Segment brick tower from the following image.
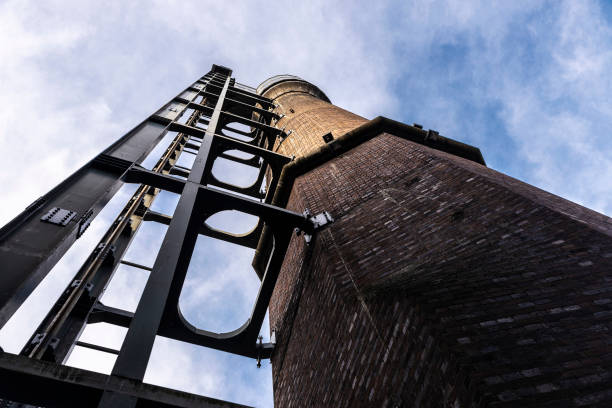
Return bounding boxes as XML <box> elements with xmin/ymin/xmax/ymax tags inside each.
<box><xmin>257</xmin><ymin>76</ymin><xmax>612</xmax><ymax>407</ymax></box>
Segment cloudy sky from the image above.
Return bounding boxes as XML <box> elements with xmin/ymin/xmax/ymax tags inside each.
<box><xmin>1</xmin><ymin>1</ymin><xmax>611</xmax><ymax>407</ymax></box>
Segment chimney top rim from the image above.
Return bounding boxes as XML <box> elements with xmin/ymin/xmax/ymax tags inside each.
<box><xmin>257</xmin><ymin>75</ymin><xmax>330</xmax><ymax>103</ymax></box>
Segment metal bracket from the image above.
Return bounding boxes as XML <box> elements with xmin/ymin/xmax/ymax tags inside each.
<box><xmin>93</xmin><ymin>243</ymin><xmax>116</xmax><ymax>266</ymax></box>
<box><xmin>31</xmin><ymin>333</ymin><xmax>46</xmax><ymax>345</ymax></box>
<box><xmin>134</xmin><ymin>199</ymin><xmax>148</xmax><ymax>217</ymax></box>
<box><xmin>41</xmin><ymin>207</ymin><xmax>77</xmax><ymax>227</ymax></box>
<box><xmin>69</xmin><ymin>279</ymin><xmax>93</xmax><ymax>292</ymax></box>
<box><xmin>77</xmin><ymin>209</ymin><xmax>94</xmax><ymax>238</ymax></box>
<box><xmin>256</xmin><ymin>335</ymin><xmax>263</xmax><ymax>368</ymax></box>
<box><xmin>47</xmin><ymin>337</ymin><xmax>60</xmax><ymax>351</ymax></box>
<box><xmin>309</xmin><ymin>211</ymin><xmax>334</xmax><ymax>229</ymax></box>
<box><xmin>299</xmin><ymin>209</ymin><xmax>334</xmax><ymax>244</ymax></box>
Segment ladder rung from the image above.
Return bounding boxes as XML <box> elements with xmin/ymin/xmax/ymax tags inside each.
<box><xmin>169</xmin><ymin>166</ymin><xmax>191</xmax><ymax>179</ymax></box>
<box><xmin>119</xmin><ymin>260</ymin><xmax>153</xmax><ymax>271</ymax></box>
<box><xmin>75</xmin><ymin>341</ymin><xmax>120</xmax><ymax>355</ymax></box>
<box><xmin>184</xmin><ymin>142</ymin><xmax>201</xmax><ymax>151</ymax></box>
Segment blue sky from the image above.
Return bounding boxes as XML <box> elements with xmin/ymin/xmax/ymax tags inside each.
<box><xmin>0</xmin><ymin>1</ymin><xmax>611</xmax><ymax>407</ymax></box>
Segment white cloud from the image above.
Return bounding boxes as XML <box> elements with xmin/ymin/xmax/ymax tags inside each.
<box><xmin>1</xmin><ymin>1</ymin><xmax>611</xmax><ymax>408</ymax></box>
<box><xmin>385</xmin><ymin>0</ymin><xmax>612</xmax><ymax>214</ymax></box>
<box><xmin>496</xmin><ymin>1</ymin><xmax>612</xmax><ymax>214</ymax></box>
<box><xmin>0</xmin><ymin>0</ymin><xmax>125</xmax><ymax>226</ymax></box>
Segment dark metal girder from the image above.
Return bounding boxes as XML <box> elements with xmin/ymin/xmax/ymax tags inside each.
<box><xmin>204</xmin><ymin>82</ymin><xmax>223</xmax><ymax>93</ymax></box>
<box><xmin>119</xmin><ymin>259</ymin><xmax>153</xmax><ymax>271</ymax></box>
<box><xmin>187</xmin><ymin>101</ymin><xmax>215</xmax><ymax>117</ymax></box>
<box><xmin>0</xmin><ymin>64</ymin><xmax>321</xmax><ymax>408</ymax></box>
<box><xmin>122</xmin><ymin>165</ymin><xmax>185</xmax><ymax>195</ymax></box>
<box><xmin>205</xmin><ymin>172</ymin><xmax>265</xmax><ymax>198</ymax></box>
<box><xmin>189</xmin><ymin>102</ymin><xmax>281</xmax><ymax>141</ymax></box>
<box><xmin>212</xmin><ymin>88</ymin><xmax>273</xmax><ymax>110</ymax></box>
<box><xmin>223</xmin><ymin>97</ymin><xmax>278</xmax><ymax>120</ymax></box>
<box><xmin>227</xmin><ymin>87</ymin><xmax>273</xmax><ymax>108</ymax></box>
<box><xmin>0</xmin><ymin>69</ymin><xmax>222</xmax><ymax>331</ymax></box>
<box><xmin>196</xmin><ymin>187</ymin><xmax>310</xmax><ymax>231</ymax></box>
<box><xmin>20</xmin><ymin>127</ymin><xmax>199</xmax><ymax>363</ymax></box>
<box><xmin>200</xmin><ymin>89</ymin><xmax>220</xmax><ymax>102</ymax></box>
<box><xmin>169</xmin><ymin>166</ymin><xmax>191</xmax><ymax>179</ymax></box>
<box><xmin>108</xmin><ymin>71</ymin><xmax>311</xmax><ymax>385</ymax></box>
<box><xmin>75</xmin><ymin>341</ymin><xmax>120</xmax><ymax>355</ymax></box>
<box><xmin>110</xmin><ymin>72</ymin><xmax>233</xmax><ymax>382</ymax></box>
<box><xmin>122</xmin><ymin>167</ymin><xmax>310</xmax><ymax>233</ymax></box>
<box><xmin>202</xmin><ymin>91</ymin><xmax>274</xmax><ymax>120</ymax></box>
<box><xmin>0</xmin><ymin>352</ymin><xmax>250</xmax><ymax>408</ymax></box>
<box><xmin>174</xmin><ymin>97</ymin><xmax>191</xmax><ymax>105</ymax></box>
<box><xmin>220</xmin><ymin>111</ymin><xmax>283</xmax><ymax>137</ymax></box>
<box><xmin>221</xmin><ymin>124</ymin><xmax>255</xmax><ymax>138</ymax></box>
<box><xmin>217</xmin><ymin>152</ymin><xmax>260</xmax><ymax>168</ymax></box>
<box><xmin>169</xmin><ymin>122</ymin><xmax>290</xmax><ymax>166</ymax></box>
<box><xmin>143</xmin><ymin>210</ymin><xmax>262</xmax><ymax>249</ymax></box>
<box><xmin>229</xmin><ymin>84</ymin><xmax>272</xmax><ymax>102</ymax></box>
<box><xmin>209</xmin><ymin>78</ymin><xmax>226</xmax><ymax>86</ymax></box>
<box><xmin>156</xmin><ymin>216</ymin><xmax>292</xmax><ymax>359</ymax></box>
<box><xmin>0</xmin><ymin>120</ymin><xmax>169</xmax><ymax>328</ymax></box>
<box><xmin>0</xmin><ymin>64</ymin><xmax>302</xmax><ymax>408</ymax></box>
<box><xmin>88</xmin><ymin>302</ymin><xmax>134</xmax><ymax>326</ymax></box>
<box><xmin>112</xmin><ymin>177</ymin><xmax>305</xmax><ymax>358</ymax></box>
<box><xmin>214</xmin><ymin>135</ymin><xmax>290</xmax><ymax>165</ymax></box>
<box><xmin>184</xmin><ymin>141</ymin><xmax>201</xmax><ymax>151</ymax></box>
<box><xmin>149</xmin><ymin>114</ymin><xmax>173</xmax><ymax>126</ymax></box>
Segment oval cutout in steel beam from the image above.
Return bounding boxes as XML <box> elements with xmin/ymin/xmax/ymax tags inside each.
<box><xmin>205</xmin><ymin>210</ymin><xmax>259</xmax><ymax>236</ymax></box>
<box><xmin>211</xmin><ymin>157</ymin><xmax>259</xmax><ymax>188</ymax></box>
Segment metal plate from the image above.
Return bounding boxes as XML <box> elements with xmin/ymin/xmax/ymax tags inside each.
<box><xmin>40</xmin><ymin>207</ymin><xmax>76</xmax><ymax>226</ymax></box>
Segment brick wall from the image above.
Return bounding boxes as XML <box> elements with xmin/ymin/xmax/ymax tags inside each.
<box><xmin>261</xmin><ymin>82</ymin><xmax>612</xmax><ymax>407</ymax></box>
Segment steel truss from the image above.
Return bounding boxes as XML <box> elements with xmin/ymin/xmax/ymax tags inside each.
<box><xmin>0</xmin><ymin>64</ymin><xmax>321</xmax><ymax>407</ymax></box>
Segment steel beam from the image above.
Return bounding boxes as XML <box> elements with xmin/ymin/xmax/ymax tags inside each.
<box><xmin>0</xmin><ymin>120</ymin><xmax>166</xmax><ymax>328</ymax></box>
<box><xmin>0</xmin><ymin>70</ymin><xmax>216</xmax><ymax>328</ymax></box>
<box><xmin>0</xmin><ymin>352</ymin><xmax>250</xmax><ymax>408</ymax></box>
<box><xmin>19</xmin><ymin>114</ymin><xmax>206</xmax><ymax>363</ymax></box>
<box><xmin>0</xmin><ymin>64</ymin><xmax>317</xmax><ymax>408</ymax></box>
<box><xmin>110</xmin><ymin>72</ymin><xmax>234</xmax><ymax>381</ymax></box>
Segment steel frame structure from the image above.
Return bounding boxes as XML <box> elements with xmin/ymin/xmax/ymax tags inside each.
<box><xmin>0</xmin><ymin>64</ymin><xmax>321</xmax><ymax>407</ymax></box>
